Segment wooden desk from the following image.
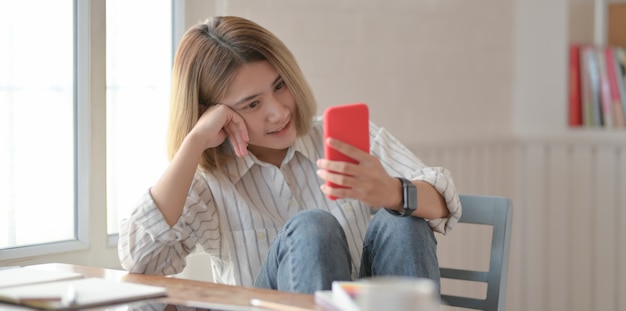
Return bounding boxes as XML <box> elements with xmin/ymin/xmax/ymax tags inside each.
<box><xmin>22</xmin><ymin>263</ymin><xmax>320</xmax><ymax>310</ymax></box>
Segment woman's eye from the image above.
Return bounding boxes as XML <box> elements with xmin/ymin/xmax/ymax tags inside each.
<box><xmin>275</xmin><ymin>81</ymin><xmax>285</xmax><ymax>91</ymax></box>
<box><xmin>247</xmin><ymin>101</ymin><xmax>260</xmax><ymax>109</ymax></box>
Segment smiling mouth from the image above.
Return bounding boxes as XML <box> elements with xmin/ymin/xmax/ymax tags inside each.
<box><xmin>268</xmin><ymin>120</ymin><xmax>290</xmax><ymax>134</ymax></box>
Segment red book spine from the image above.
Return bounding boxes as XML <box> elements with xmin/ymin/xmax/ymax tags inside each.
<box><xmin>569</xmin><ymin>44</ymin><xmax>583</xmax><ymax>127</ymax></box>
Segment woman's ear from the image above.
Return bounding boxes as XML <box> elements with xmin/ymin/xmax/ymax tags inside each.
<box><xmin>198</xmin><ymin>102</ymin><xmax>209</xmax><ymax>115</ymax></box>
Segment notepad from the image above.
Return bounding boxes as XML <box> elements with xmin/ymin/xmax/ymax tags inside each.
<box><xmin>0</xmin><ymin>277</ymin><xmax>167</xmax><ymax>310</ymax></box>
<box><xmin>0</xmin><ymin>267</ymin><xmax>83</xmax><ymax>289</ymax></box>
<box><xmin>315</xmin><ymin>278</ymin><xmax>439</xmax><ymax>311</ymax></box>
<box><xmin>314</xmin><ymin>281</ymin><xmax>363</xmax><ymax>311</ymax></box>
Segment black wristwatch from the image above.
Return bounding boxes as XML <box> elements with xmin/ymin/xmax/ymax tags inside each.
<box><xmin>386</xmin><ymin>177</ymin><xmax>417</xmax><ymax>217</ymax></box>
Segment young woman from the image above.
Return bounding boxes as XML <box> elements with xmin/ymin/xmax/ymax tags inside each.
<box><xmin>118</xmin><ymin>16</ymin><xmax>462</xmax><ymax>294</ymax></box>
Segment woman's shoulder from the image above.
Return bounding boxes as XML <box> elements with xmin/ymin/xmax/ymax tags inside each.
<box><xmin>305</xmin><ymin>116</ymin><xmax>324</xmax><ymax>137</ymax></box>
<box><xmin>193</xmin><ymin>168</ymin><xmax>232</xmax><ymax>190</ymax></box>
<box><xmin>312</xmin><ymin>115</ymin><xmax>323</xmax><ymax>126</ymax></box>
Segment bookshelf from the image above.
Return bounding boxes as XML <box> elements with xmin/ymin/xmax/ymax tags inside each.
<box><xmin>568</xmin><ymin>0</ymin><xmax>626</xmax><ymax>130</ymax></box>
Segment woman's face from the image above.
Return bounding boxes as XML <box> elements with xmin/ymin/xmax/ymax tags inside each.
<box><xmin>220</xmin><ymin>60</ymin><xmax>297</xmax><ymax>160</ymax></box>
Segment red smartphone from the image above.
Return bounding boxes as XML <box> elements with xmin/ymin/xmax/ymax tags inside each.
<box><xmin>323</xmin><ymin>102</ymin><xmax>370</xmax><ymax>200</ymax></box>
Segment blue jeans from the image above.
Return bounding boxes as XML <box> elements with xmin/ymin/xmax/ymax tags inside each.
<box><xmin>253</xmin><ymin>209</ymin><xmax>440</xmax><ymax>294</ymax></box>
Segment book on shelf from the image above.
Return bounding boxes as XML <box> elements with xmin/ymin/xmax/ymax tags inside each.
<box><xmin>580</xmin><ymin>45</ymin><xmax>603</xmax><ymax>127</ymax></box>
<box><xmin>0</xmin><ymin>267</ymin><xmax>167</xmax><ymax>310</ymax></box>
<box><xmin>614</xmin><ymin>47</ymin><xmax>626</xmax><ymax>126</ymax></box>
<box><xmin>571</xmin><ymin>44</ymin><xmax>626</xmax><ymax>129</ymax></box>
<box><xmin>596</xmin><ymin>47</ymin><xmax>614</xmax><ymax>128</ymax></box>
<box><xmin>604</xmin><ymin>47</ymin><xmax>626</xmax><ymax>128</ymax></box>
<box><xmin>569</xmin><ymin>44</ymin><xmax>583</xmax><ymax>127</ymax></box>
<box><xmin>579</xmin><ymin>44</ymin><xmax>593</xmax><ymax>127</ymax></box>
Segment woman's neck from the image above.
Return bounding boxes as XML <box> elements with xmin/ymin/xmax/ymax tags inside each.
<box><xmin>248</xmin><ymin>145</ymin><xmax>288</xmax><ymax>167</ymax></box>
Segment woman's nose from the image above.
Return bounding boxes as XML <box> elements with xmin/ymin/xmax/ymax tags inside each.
<box><xmin>265</xmin><ymin>95</ymin><xmax>288</xmax><ymax>121</ymax></box>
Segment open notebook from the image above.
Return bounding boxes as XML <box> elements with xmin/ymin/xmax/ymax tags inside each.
<box><xmin>0</xmin><ymin>269</ymin><xmax>167</xmax><ymax>310</ymax></box>
<box><xmin>0</xmin><ymin>267</ymin><xmax>83</xmax><ymax>289</ymax></box>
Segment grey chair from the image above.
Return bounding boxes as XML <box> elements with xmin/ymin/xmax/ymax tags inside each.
<box><xmin>439</xmin><ymin>194</ymin><xmax>513</xmax><ymax>311</ymax></box>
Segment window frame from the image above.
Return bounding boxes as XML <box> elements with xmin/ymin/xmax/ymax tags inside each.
<box><xmin>0</xmin><ymin>0</ymin><xmax>91</xmax><ymax>260</ymax></box>
<box><xmin>0</xmin><ymin>0</ymin><xmax>182</xmax><ymax>263</ymax></box>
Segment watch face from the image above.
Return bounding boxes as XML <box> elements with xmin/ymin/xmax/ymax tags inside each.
<box><xmin>406</xmin><ymin>184</ymin><xmax>417</xmax><ymax>210</ymax></box>
<box><xmin>399</xmin><ymin>177</ymin><xmax>417</xmax><ymax>216</ymax></box>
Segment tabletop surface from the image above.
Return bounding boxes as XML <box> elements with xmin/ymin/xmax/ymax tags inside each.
<box><xmin>5</xmin><ymin>263</ymin><xmax>321</xmax><ymax>311</ymax></box>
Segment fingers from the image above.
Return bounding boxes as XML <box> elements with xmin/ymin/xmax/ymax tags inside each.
<box><xmin>317</xmin><ymin>141</ymin><xmax>398</xmax><ymax>206</ymax></box>
<box><xmin>223</xmin><ymin>115</ymin><xmax>249</xmax><ymax>157</ymax></box>
<box><xmin>316</xmin><ymin>137</ymin><xmax>370</xmax><ymax>189</ymax></box>
<box><xmin>319</xmin><ymin>183</ymin><xmax>360</xmax><ymax>200</ymax></box>
<box><xmin>325</xmin><ymin>137</ymin><xmax>370</xmax><ymax>163</ymax></box>
<box><xmin>195</xmin><ymin>104</ymin><xmax>249</xmax><ymax>157</ymax></box>
<box><xmin>316</xmin><ymin>157</ymin><xmax>366</xmax><ymax>200</ymax></box>
<box><xmin>316</xmin><ymin>165</ymin><xmax>353</xmax><ymax>187</ymax></box>
<box><xmin>319</xmin><ymin>138</ymin><xmax>372</xmax><ymax>176</ymax></box>
<box><xmin>317</xmin><ymin>168</ymin><xmax>375</xmax><ymax>202</ymax></box>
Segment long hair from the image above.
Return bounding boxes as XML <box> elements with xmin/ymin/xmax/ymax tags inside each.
<box><xmin>167</xmin><ymin>16</ymin><xmax>316</xmax><ymax>171</ymax></box>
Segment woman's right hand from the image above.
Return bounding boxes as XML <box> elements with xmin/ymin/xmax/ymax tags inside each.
<box><xmin>190</xmin><ymin>104</ymin><xmax>250</xmax><ymax>157</ymax></box>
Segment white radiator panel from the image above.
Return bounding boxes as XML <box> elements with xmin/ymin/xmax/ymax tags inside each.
<box><xmin>412</xmin><ymin>139</ymin><xmax>625</xmax><ymax>311</ymax></box>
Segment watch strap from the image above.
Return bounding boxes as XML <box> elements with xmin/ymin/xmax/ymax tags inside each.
<box><xmin>397</xmin><ymin>177</ymin><xmax>417</xmax><ymax>217</ymax></box>
<box><xmin>384</xmin><ymin>177</ymin><xmax>417</xmax><ymax>217</ymax></box>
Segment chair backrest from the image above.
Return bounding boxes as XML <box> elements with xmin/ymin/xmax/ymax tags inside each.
<box><xmin>439</xmin><ymin>194</ymin><xmax>513</xmax><ymax>311</ymax></box>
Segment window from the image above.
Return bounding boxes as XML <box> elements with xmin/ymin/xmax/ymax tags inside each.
<box><xmin>0</xmin><ymin>1</ymin><xmax>77</xmax><ymax>251</ymax></box>
<box><xmin>106</xmin><ymin>0</ymin><xmax>172</xmax><ymax>236</ymax></box>
<box><xmin>0</xmin><ymin>0</ymin><xmax>174</xmax><ymax>260</ymax></box>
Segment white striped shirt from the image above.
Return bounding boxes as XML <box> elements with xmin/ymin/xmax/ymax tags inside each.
<box><xmin>118</xmin><ymin>117</ymin><xmax>462</xmax><ymax>287</ymax></box>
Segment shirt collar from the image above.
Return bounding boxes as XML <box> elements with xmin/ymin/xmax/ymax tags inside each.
<box><xmin>223</xmin><ymin>133</ymin><xmax>319</xmax><ymax>185</ymax></box>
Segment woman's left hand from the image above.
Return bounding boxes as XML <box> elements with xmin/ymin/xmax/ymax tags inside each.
<box><xmin>316</xmin><ymin>137</ymin><xmax>401</xmax><ymax>208</ymax></box>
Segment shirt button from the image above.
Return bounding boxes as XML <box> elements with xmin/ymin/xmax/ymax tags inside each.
<box><xmin>256</xmin><ymin>231</ymin><xmax>266</xmax><ymax>240</ymax></box>
<box><xmin>341</xmin><ymin>202</ymin><xmax>353</xmax><ymax>212</ymax></box>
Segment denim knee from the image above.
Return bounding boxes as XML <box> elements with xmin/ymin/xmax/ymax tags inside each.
<box><xmin>360</xmin><ymin>209</ymin><xmax>440</xmax><ymax>290</ymax></box>
<box><xmin>285</xmin><ymin>209</ymin><xmax>345</xmax><ymax>240</ymax></box>
<box><xmin>254</xmin><ymin>209</ymin><xmax>352</xmax><ymax>293</ymax></box>
<box><xmin>367</xmin><ymin>209</ymin><xmax>437</xmax><ymax>244</ymax></box>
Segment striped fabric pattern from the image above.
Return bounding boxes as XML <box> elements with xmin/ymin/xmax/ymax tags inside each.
<box><xmin>118</xmin><ymin>117</ymin><xmax>461</xmax><ymax>286</ymax></box>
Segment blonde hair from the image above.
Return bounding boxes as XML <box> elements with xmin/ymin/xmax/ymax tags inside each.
<box><xmin>167</xmin><ymin>16</ymin><xmax>317</xmax><ymax>171</ymax></box>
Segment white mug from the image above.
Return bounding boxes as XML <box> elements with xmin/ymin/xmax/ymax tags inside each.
<box><xmin>356</xmin><ymin>277</ymin><xmax>439</xmax><ymax>311</ymax></box>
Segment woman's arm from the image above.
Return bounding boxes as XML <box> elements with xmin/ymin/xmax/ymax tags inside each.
<box><xmin>151</xmin><ymin>104</ymin><xmax>249</xmax><ymax>227</ymax></box>
<box><xmin>118</xmin><ymin>181</ymin><xmax>217</xmax><ymax>275</ymax></box>
<box><xmin>383</xmin><ymin>179</ymin><xmax>449</xmax><ymax>219</ymax></box>
<box><xmin>118</xmin><ymin>194</ymin><xmax>195</xmax><ymax>275</ymax></box>
<box><xmin>317</xmin><ymin>140</ymin><xmax>448</xmax><ymax>219</ymax></box>
<box><xmin>118</xmin><ymin>104</ymin><xmax>248</xmax><ymax>274</ymax></box>
<box><xmin>316</xmin><ymin>123</ymin><xmax>461</xmax><ymax>233</ymax></box>
<box><xmin>151</xmin><ymin>133</ymin><xmax>206</xmax><ymax>227</ymax></box>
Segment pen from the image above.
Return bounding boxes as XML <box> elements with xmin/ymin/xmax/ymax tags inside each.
<box><xmin>16</xmin><ymin>285</ymin><xmax>78</xmax><ymax>306</ymax></box>
<box><xmin>17</xmin><ymin>297</ymin><xmax>62</xmax><ymax>303</ymax></box>
<box><xmin>250</xmin><ymin>299</ymin><xmax>311</xmax><ymax>311</ymax></box>
<box><xmin>62</xmin><ymin>285</ymin><xmax>77</xmax><ymax>306</ymax></box>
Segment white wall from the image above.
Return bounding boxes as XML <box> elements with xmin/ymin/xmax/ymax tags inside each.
<box><xmin>513</xmin><ymin>0</ymin><xmax>569</xmax><ymax>136</ymax></box>
<box><xmin>185</xmin><ymin>0</ymin><xmax>517</xmax><ymax>144</ymax></box>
